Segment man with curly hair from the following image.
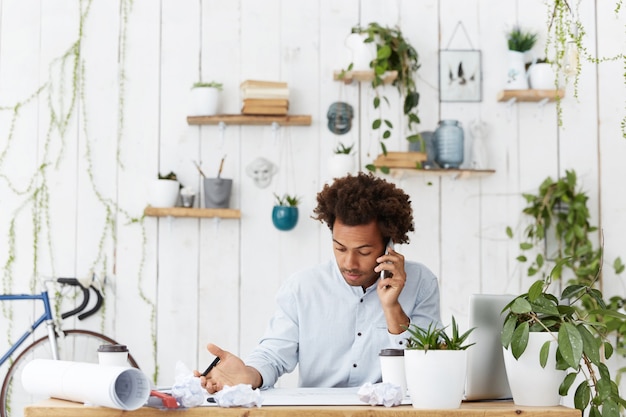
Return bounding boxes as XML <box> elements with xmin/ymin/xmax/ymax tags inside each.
<box><xmin>196</xmin><ymin>172</ymin><xmax>441</xmax><ymax>392</ymax></box>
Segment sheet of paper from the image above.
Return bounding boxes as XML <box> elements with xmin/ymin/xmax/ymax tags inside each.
<box><xmin>22</xmin><ymin>359</ymin><xmax>151</xmax><ymax>410</ymax></box>
<box><xmin>204</xmin><ymin>387</ymin><xmax>412</xmax><ymax>406</ymax></box>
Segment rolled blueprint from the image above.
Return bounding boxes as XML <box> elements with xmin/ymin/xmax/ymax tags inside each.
<box><xmin>22</xmin><ymin>359</ymin><xmax>150</xmax><ymax>410</ymax></box>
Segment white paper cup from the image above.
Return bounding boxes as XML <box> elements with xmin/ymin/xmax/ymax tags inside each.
<box><xmin>98</xmin><ymin>344</ymin><xmax>129</xmax><ymax>367</ymax></box>
<box><xmin>379</xmin><ymin>348</ymin><xmax>406</xmax><ymax>397</ymax></box>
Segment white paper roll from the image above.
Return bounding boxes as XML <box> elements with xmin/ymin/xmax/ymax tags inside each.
<box><xmin>22</xmin><ymin>359</ymin><xmax>150</xmax><ymax>410</ymax></box>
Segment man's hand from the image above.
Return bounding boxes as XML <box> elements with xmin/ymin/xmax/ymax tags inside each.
<box><xmin>193</xmin><ymin>343</ymin><xmax>263</xmax><ymax>393</ymax></box>
<box><xmin>375</xmin><ymin>246</ymin><xmax>410</xmax><ymax>334</ymax></box>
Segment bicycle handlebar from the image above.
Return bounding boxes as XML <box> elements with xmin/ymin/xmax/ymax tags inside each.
<box><xmin>57</xmin><ymin>277</ymin><xmax>104</xmax><ymax>321</ymax></box>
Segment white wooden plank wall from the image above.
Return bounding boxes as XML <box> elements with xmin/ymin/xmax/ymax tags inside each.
<box><xmin>0</xmin><ymin>0</ymin><xmax>625</xmax><ymax>388</ymax></box>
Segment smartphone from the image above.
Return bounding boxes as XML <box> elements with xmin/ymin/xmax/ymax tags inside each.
<box><xmin>380</xmin><ymin>240</ymin><xmax>394</xmax><ymax>279</ymax></box>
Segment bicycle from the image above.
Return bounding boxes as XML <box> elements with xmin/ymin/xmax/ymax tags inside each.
<box><xmin>0</xmin><ymin>277</ymin><xmax>139</xmax><ymax>417</ymax></box>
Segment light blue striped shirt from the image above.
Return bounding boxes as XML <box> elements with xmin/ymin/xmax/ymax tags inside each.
<box><xmin>245</xmin><ymin>259</ymin><xmax>441</xmax><ymax>389</ymax></box>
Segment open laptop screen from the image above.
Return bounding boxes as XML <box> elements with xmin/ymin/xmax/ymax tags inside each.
<box><xmin>464</xmin><ymin>294</ymin><xmax>514</xmax><ymax>401</ymax></box>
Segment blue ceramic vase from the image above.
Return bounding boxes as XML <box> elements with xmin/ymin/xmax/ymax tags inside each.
<box><xmin>434</xmin><ymin>120</ymin><xmax>464</xmax><ymax>169</ymax></box>
<box><xmin>272</xmin><ymin>206</ymin><xmax>299</xmax><ymax>231</ymax></box>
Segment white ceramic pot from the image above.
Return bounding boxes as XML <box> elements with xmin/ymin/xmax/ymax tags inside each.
<box><xmin>189</xmin><ymin>87</ymin><xmax>220</xmax><ymax>116</ymax></box>
<box><xmin>147</xmin><ymin>179</ymin><xmax>179</xmax><ymax>208</ymax></box>
<box><xmin>503</xmin><ymin>332</ymin><xmax>565</xmax><ymax>406</ymax></box>
<box><xmin>327</xmin><ymin>154</ymin><xmax>355</xmax><ymax>179</ymax></box>
<box><xmin>505</xmin><ymin>50</ymin><xmax>529</xmax><ymax>90</ymax></box>
<box><xmin>344</xmin><ymin>33</ymin><xmax>375</xmax><ymax>71</ymax></box>
<box><xmin>528</xmin><ymin>63</ymin><xmax>556</xmax><ymax>90</ymax></box>
<box><xmin>404</xmin><ymin>349</ymin><xmax>467</xmax><ymax>409</ymax></box>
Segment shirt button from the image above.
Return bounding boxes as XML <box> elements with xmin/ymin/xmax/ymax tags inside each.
<box><xmin>357</xmin><ymin>332</ymin><xmax>362</xmax><ymax>336</ymax></box>
<box><xmin>399</xmin><ymin>340</ymin><xmax>404</xmax><ymax>345</ymax></box>
<box><xmin>353</xmin><ymin>364</ymin><xmax>357</xmax><ymax>368</ymax></box>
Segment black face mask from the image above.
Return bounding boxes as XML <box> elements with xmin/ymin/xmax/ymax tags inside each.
<box><xmin>327</xmin><ymin>102</ymin><xmax>354</xmax><ymax>135</ymax></box>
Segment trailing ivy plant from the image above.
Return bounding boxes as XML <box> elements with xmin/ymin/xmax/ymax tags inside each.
<box><xmin>340</xmin><ymin>23</ymin><xmax>422</xmax><ymax>173</ymax></box>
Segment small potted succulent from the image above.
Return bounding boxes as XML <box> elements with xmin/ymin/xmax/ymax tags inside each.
<box><xmin>190</xmin><ymin>81</ymin><xmax>223</xmax><ymax>116</ymax></box>
<box><xmin>147</xmin><ymin>171</ymin><xmax>180</xmax><ymax>208</ymax></box>
<box><xmin>272</xmin><ymin>193</ymin><xmax>300</xmax><ymax>231</ymax></box>
<box><xmin>505</xmin><ymin>26</ymin><xmax>538</xmax><ymax>90</ymax></box>
<box><xmin>328</xmin><ymin>142</ymin><xmax>355</xmax><ymax>179</ymax></box>
<box><xmin>404</xmin><ymin>317</ymin><xmax>475</xmax><ymax>409</ymax></box>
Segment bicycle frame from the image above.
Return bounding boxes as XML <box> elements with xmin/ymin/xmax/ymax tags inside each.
<box><xmin>0</xmin><ymin>291</ymin><xmax>59</xmax><ymax>367</ymax></box>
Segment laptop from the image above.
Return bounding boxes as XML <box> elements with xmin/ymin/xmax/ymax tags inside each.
<box><xmin>463</xmin><ymin>294</ymin><xmax>515</xmax><ymax>401</ymax></box>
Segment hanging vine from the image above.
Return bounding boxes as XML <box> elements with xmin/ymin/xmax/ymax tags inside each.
<box><xmin>0</xmin><ymin>0</ymin><xmax>157</xmax><ymax>382</ymax></box>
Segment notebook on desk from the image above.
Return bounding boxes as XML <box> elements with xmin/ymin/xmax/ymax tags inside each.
<box><xmin>464</xmin><ymin>293</ymin><xmax>515</xmax><ymax>401</ymax></box>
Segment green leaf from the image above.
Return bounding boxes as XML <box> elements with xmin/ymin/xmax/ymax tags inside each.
<box><xmin>501</xmin><ymin>314</ymin><xmax>517</xmax><ymax>348</ymax></box>
<box><xmin>602</xmin><ymin>399</ymin><xmax>619</xmax><ymax>417</ymax></box>
<box><xmin>506</xmin><ymin>226</ymin><xmax>513</xmax><ymax>238</ymax></box>
<box><xmin>384</xmin><ymin>119</ymin><xmax>393</xmax><ymax>128</ymax></box>
<box><xmin>559</xmin><ymin>372</ymin><xmax>577</xmax><ymax>395</ymax></box>
<box><xmin>511</xmin><ymin>322</ymin><xmax>529</xmax><ymax>359</ymax></box>
<box><xmin>574</xmin><ymin>380</ymin><xmax>591</xmax><ymax>411</ymax></box>
<box><xmin>558</xmin><ymin>322</ymin><xmax>583</xmax><ymax>369</ymax></box>
<box><xmin>528</xmin><ymin>280</ymin><xmax>545</xmax><ymax>302</ymax></box>
<box><xmin>382</xmin><ymin>130</ymin><xmax>391</xmax><ymax>139</ymax></box>
<box><xmin>510</xmin><ymin>297</ymin><xmax>532</xmax><ymax>314</ymax></box>
<box><xmin>365</xmin><ymin>164</ymin><xmax>376</xmax><ymax>172</ymax></box>
<box><xmin>539</xmin><ymin>340</ymin><xmax>550</xmax><ymax>368</ymax></box>
<box><xmin>520</xmin><ymin>242</ymin><xmax>533</xmax><ymax>250</ymax></box>
<box><xmin>372</xmin><ymin>119</ymin><xmax>382</xmax><ymax>129</ymax></box>
<box><xmin>377</xmin><ymin>44</ymin><xmax>391</xmax><ymax>60</ymax></box>
<box><xmin>380</xmin><ymin>166</ymin><xmax>390</xmax><ymax>174</ymax></box>
<box><xmin>578</xmin><ymin>324</ymin><xmax>600</xmax><ymax>364</ymax></box>
<box><xmin>373</xmin><ymin>96</ymin><xmax>380</xmax><ymax>109</ymax></box>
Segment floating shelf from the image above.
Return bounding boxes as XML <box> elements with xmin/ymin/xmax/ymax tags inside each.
<box><xmin>144</xmin><ymin>206</ymin><xmax>241</xmax><ymax>219</ymax></box>
<box><xmin>385</xmin><ymin>168</ymin><xmax>496</xmax><ymax>180</ymax></box>
<box><xmin>187</xmin><ymin>114</ymin><xmax>311</xmax><ymax>126</ymax></box>
<box><xmin>497</xmin><ymin>89</ymin><xmax>565</xmax><ymax>103</ymax></box>
<box><xmin>333</xmin><ymin>70</ymin><xmax>398</xmax><ymax>85</ymax></box>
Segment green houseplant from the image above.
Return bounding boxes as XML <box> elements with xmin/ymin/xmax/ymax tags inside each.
<box><xmin>272</xmin><ymin>193</ymin><xmax>300</xmax><ymax>231</ymax></box>
<box><xmin>501</xmin><ymin>275</ymin><xmax>626</xmax><ymax>415</ymax></box>
<box><xmin>505</xmin><ymin>26</ymin><xmax>538</xmax><ymax>90</ymax></box>
<box><xmin>328</xmin><ymin>142</ymin><xmax>356</xmax><ymax>179</ymax></box>
<box><xmin>404</xmin><ymin>317</ymin><xmax>475</xmax><ymax>409</ymax></box>
<box><xmin>341</xmin><ymin>22</ymin><xmax>422</xmax><ymax>173</ymax></box>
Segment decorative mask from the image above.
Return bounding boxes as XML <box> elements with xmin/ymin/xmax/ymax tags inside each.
<box><xmin>327</xmin><ymin>102</ymin><xmax>354</xmax><ymax>135</ymax></box>
<box><xmin>245</xmin><ymin>157</ymin><xmax>277</xmax><ymax>189</ymax></box>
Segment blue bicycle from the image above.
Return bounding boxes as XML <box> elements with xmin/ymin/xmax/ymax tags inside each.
<box><xmin>0</xmin><ymin>277</ymin><xmax>138</xmax><ymax>417</ymax></box>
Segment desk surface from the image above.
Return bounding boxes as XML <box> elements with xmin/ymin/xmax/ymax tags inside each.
<box><xmin>25</xmin><ymin>398</ymin><xmax>580</xmax><ymax>417</ymax></box>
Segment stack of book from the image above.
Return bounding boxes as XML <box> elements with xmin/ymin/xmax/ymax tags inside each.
<box><xmin>240</xmin><ymin>80</ymin><xmax>289</xmax><ymax>115</ymax></box>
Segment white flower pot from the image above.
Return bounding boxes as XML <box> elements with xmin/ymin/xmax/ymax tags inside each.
<box><xmin>503</xmin><ymin>332</ymin><xmax>565</xmax><ymax>406</ymax></box>
<box><xmin>528</xmin><ymin>63</ymin><xmax>557</xmax><ymax>90</ymax></box>
<box><xmin>328</xmin><ymin>154</ymin><xmax>355</xmax><ymax>179</ymax></box>
<box><xmin>404</xmin><ymin>349</ymin><xmax>467</xmax><ymax>409</ymax></box>
<box><xmin>147</xmin><ymin>179</ymin><xmax>179</xmax><ymax>208</ymax></box>
<box><xmin>189</xmin><ymin>87</ymin><xmax>220</xmax><ymax>116</ymax></box>
<box><xmin>506</xmin><ymin>50</ymin><xmax>529</xmax><ymax>90</ymax></box>
<box><xmin>344</xmin><ymin>33</ymin><xmax>375</xmax><ymax>71</ymax></box>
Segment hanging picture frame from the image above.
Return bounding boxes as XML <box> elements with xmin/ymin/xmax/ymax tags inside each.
<box><xmin>439</xmin><ymin>49</ymin><xmax>482</xmax><ymax>102</ymax></box>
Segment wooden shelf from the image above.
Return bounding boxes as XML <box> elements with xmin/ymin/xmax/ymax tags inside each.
<box><xmin>187</xmin><ymin>114</ymin><xmax>311</xmax><ymax>126</ymax></box>
<box><xmin>333</xmin><ymin>70</ymin><xmax>398</xmax><ymax>85</ymax></box>
<box><xmin>144</xmin><ymin>206</ymin><xmax>241</xmax><ymax>219</ymax></box>
<box><xmin>497</xmin><ymin>89</ymin><xmax>565</xmax><ymax>102</ymax></box>
<box><xmin>385</xmin><ymin>168</ymin><xmax>496</xmax><ymax>180</ymax></box>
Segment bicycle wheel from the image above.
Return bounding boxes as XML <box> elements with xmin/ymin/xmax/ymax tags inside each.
<box><xmin>0</xmin><ymin>329</ymin><xmax>139</xmax><ymax>417</ymax></box>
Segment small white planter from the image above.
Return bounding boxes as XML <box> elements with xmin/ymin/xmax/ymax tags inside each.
<box><xmin>344</xmin><ymin>33</ymin><xmax>375</xmax><ymax>71</ymax></box>
<box><xmin>503</xmin><ymin>332</ymin><xmax>565</xmax><ymax>406</ymax></box>
<box><xmin>147</xmin><ymin>179</ymin><xmax>179</xmax><ymax>208</ymax></box>
<box><xmin>404</xmin><ymin>349</ymin><xmax>467</xmax><ymax>409</ymax></box>
<box><xmin>528</xmin><ymin>63</ymin><xmax>557</xmax><ymax>90</ymax></box>
<box><xmin>327</xmin><ymin>154</ymin><xmax>355</xmax><ymax>179</ymax></box>
<box><xmin>189</xmin><ymin>87</ymin><xmax>220</xmax><ymax>116</ymax></box>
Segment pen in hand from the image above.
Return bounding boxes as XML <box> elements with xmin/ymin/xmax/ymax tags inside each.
<box><xmin>201</xmin><ymin>356</ymin><xmax>220</xmax><ymax>377</ymax></box>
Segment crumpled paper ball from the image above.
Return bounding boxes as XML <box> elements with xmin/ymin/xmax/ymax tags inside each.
<box><xmin>170</xmin><ymin>361</ymin><xmax>206</xmax><ymax>408</ymax></box>
<box><xmin>214</xmin><ymin>384</ymin><xmax>263</xmax><ymax>408</ymax></box>
<box><xmin>358</xmin><ymin>382</ymin><xmax>403</xmax><ymax>407</ymax></box>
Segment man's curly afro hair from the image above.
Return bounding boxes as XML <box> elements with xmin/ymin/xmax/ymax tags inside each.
<box><xmin>312</xmin><ymin>172</ymin><xmax>414</xmax><ymax>244</ymax></box>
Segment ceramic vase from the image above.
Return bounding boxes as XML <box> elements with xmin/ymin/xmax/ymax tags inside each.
<box><xmin>506</xmin><ymin>50</ymin><xmax>529</xmax><ymax>90</ymax></box>
<box><xmin>404</xmin><ymin>349</ymin><xmax>467</xmax><ymax>409</ymax></box>
<box><xmin>434</xmin><ymin>120</ymin><xmax>464</xmax><ymax>169</ymax></box>
<box><xmin>272</xmin><ymin>206</ymin><xmax>298</xmax><ymax>231</ymax></box>
<box><xmin>147</xmin><ymin>179</ymin><xmax>179</xmax><ymax>208</ymax></box>
<box><xmin>503</xmin><ymin>332</ymin><xmax>565</xmax><ymax>406</ymax></box>
<box><xmin>190</xmin><ymin>86</ymin><xmax>220</xmax><ymax>116</ymax></box>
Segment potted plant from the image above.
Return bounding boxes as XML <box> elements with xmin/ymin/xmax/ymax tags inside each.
<box><xmin>501</xmin><ymin>275</ymin><xmax>626</xmax><ymax>414</ymax></box>
<box><xmin>327</xmin><ymin>142</ymin><xmax>355</xmax><ymax>179</ymax></box>
<box><xmin>147</xmin><ymin>171</ymin><xmax>180</xmax><ymax>208</ymax></box>
<box><xmin>404</xmin><ymin>317</ymin><xmax>475</xmax><ymax>409</ymax></box>
<box><xmin>341</xmin><ymin>23</ymin><xmax>422</xmax><ymax>173</ymax></box>
<box><xmin>189</xmin><ymin>81</ymin><xmax>223</xmax><ymax>116</ymax></box>
<box><xmin>527</xmin><ymin>57</ymin><xmax>557</xmax><ymax>90</ymax></box>
<box><xmin>505</xmin><ymin>26</ymin><xmax>538</xmax><ymax>90</ymax></box>
<box><xmin>272</xmin><ymin>193</ymin><xmax>300</xmax><ymax>231</ymax></box>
